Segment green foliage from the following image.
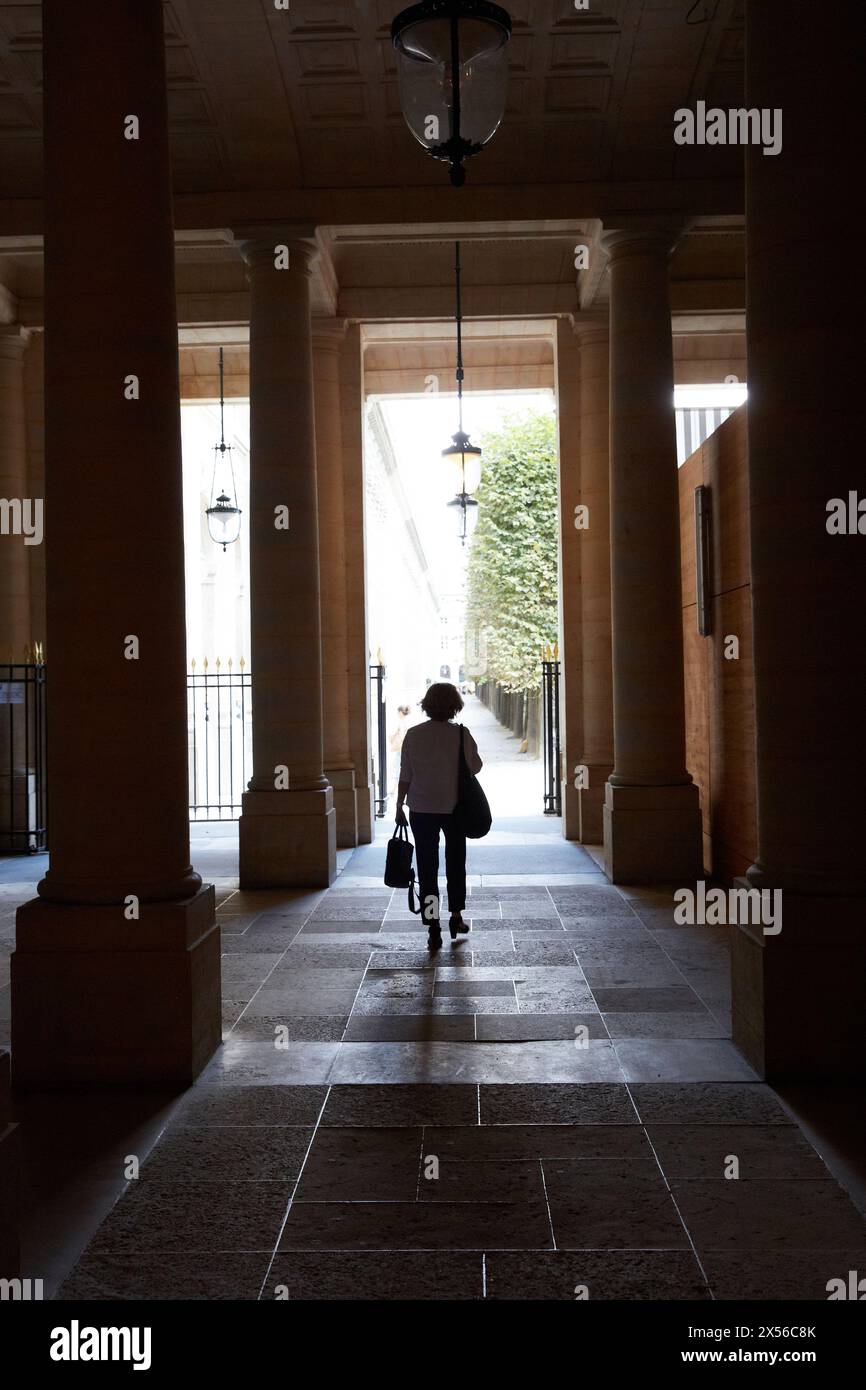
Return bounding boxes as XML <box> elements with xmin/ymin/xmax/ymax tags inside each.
<box><xmin>465</xmin><ymin>410</ymin><xmax>559</xmax><ymax>694</ymax></box>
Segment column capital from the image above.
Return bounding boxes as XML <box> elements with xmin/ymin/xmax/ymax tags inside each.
<box><xmin>0</xmin><ymin>281</ymin><xmax>20</xmax><ymax>324</ymax></box>
<box><xmin>572</xmin><ymin>311</ymin><xmax>609</xmax><ymax>348</ymax></box>
<box><xmin>312</xmin><ymin>318</ymin><xmax>348</xmax><ymax>352</ymax></box>
<box><xmin>0</xmin><ymin>325</ymin><xmax>30</xmax><ymax>361</ymax></box>
<box><xmin>235</xmin><ymin>227</ymin><xmax>319</xmax><ymax>275</ymax></box>
<box><xmin>600</xmin><ymin>221</ymin><xmax>683</xmax><ymax>263</ymax></box>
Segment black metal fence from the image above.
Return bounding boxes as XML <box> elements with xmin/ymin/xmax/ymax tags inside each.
<box><xmin>0</xmin><ymin>659</ymin><xmax>48</xmax><ymax>853</ymax></box>
<box><xmin>369</xmin><ymin>662</ymin><xmax>387</xmax><ymax>818</ymax></box>
<box><xmin>477</xmin><ymin>680</ymin><xmax>541</xmax><ymax>757</ymax></box>
<box><xmin>187</xmin><ymin>660</ymin><xmax>252</xmax><ymax>819</ymax></box>
<box><xmin>2</xmin><ymin>657</ymin><xmax>396</xmax><ymax>834</ymax></box>
<box><xmin>541</xmin><ymin>657</ymin><xmax>562</xmax><ymax>816</ymax></box>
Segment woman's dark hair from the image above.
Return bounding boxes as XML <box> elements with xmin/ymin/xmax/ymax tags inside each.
<box><xmin>421</xmin><ymin>682</ymin><xmax>464</xmax><ymax>721</ymax></box>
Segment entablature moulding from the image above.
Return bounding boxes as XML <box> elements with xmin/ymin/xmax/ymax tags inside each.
<box><xmin>0</xmin><ymin>181</ymin><xmax>745</xmax><ymax>244</ymax></box>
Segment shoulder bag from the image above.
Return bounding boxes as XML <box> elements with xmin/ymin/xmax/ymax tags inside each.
<box><xmin>453</xmin><ymin>726</ymin><xmax>492</xmax><ymax>839</ymax></box>
<box><xmin>383</xmin><ymin>822</ymin><xmax>422</xmax><ymax>913</ymax></box>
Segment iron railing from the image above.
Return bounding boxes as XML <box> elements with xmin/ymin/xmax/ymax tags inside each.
<box><xmin>369</xmin><ymin>662</ymin><xmax>387</xmax><ymax>818</ymax></box>
<box><xmin>541</xmin><ymin>656</ymin><xmax>562</xmax><ymax>816</ymax></box>
<box><xmin>187</xmin><ymin>659</ymin><xmax>252</xmax><ymax>819</ymax></box>
<box><xmin>0</xmin><ymin>656</ymin><xmax>47</xmax><ymax>852</ymax></box>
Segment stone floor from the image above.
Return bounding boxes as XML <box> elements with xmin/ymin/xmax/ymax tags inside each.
<box><xmin>31</xmin><ymin>872</ymin><xmax>866</xmax><ymax>1301</ymax></box>
<box><xmin>3</xmin><ymin>704</ymin><xmax>866</xmax><ymax>1300</ymax></box>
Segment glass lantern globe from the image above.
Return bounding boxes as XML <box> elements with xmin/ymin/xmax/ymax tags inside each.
<box><xmin>442</xmin><ymin>430</ymin><xmax>482</xmax><ymax>495</ymax></box>
<box><xmin>206</xmin><ymin>491</ymin><xmax>242</xmax><ymax>551</ymax></box>
<box><xmin>391</xmin><ymin>1</ymin><xmax>512</xmax><ymax>186</ymax></box>
<box><xmin>447</xmin><ymin>492</ymin><xmax>479</xmax><ymax>544</ymax></box>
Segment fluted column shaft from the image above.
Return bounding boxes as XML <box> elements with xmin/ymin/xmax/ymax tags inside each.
<box><xmin>238</xmin><ymin>235</ymin><xmax>335</xmax><ymax>887</ymax></box>
<box><xmin>0</xmin><ymin>330</ymin><xmax>31</xmax><ymax>657</ymax></box>
<box><xmin>340</xmin><ymin>324</ymin><xmax>374</xmax><ymax>844</ymax></box>
<box><xmin>575</xmin><ymin>317</ymin><xmax>613</xmax><ymax>841</ymax></box>
<box><xmin>556</xmin><ymin>319</ymin><xmax>583</xmax><ymax>839</ymax></box>
<box><xmin>38</xmin><ymin>0</ymin><xmax>197</xmax><ymax>905</ymax></box>
<box><xmin>12</xmin><ymin>0</ymin><xmax>219</xmax><ymax>1086</ymax></box>
<box><xmin>314</xmin><ymin>322</ymin><xmax>359</xmax><ymax>848</ymax></box>
<box><xmin>602</xmin><ymin>229</ymin><xmax>701</xmax><ymax>882</ymax></box>
<box><xmin>731</xmin><ymin>0</ymin><xmax>864</xmax><ymax>1080</ymax></box>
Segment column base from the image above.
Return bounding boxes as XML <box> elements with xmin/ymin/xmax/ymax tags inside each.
<box><xmin>562</xmin><ymin>762</ymin><xmax>613</xmax><ymax>843</ymax></box>
<box><xmin>603</xmin><ymin>781</ymin><xmax>703</xmax><ymax>883</ymax></box>
<box><xmin>0</xmin><ymin>1051</ymin><xmax>20</xmax><ymax>1276</ymax></box>
<box><xmin>239</xmin><ymin>787</ymin><xmax>336</xmax><ymax>888</ymax></box>
<box><xmin>11</xmin><ymin>886</ymin><xmax>220</xmax><ymax>1088</ymax></box>
<box><xmin>562</xmin><ymin>781</ymin><xmax>581</xmax><ymax>840</ymax></box>
<box><xmin>732</xmin><ymin>886</ymin><xmax>866</xmax><ymax>1081</ymax></box>
<box><xmin>325</xmin><ymin>766</ymin><xmax>358</xmax><ymax>849</ymax></box>
<box><xmin>355</xmin><ymin>782</ymin><xmax>375</xmax><ymax>846</ymax></box>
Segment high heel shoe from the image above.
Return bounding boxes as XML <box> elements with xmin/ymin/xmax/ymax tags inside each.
<box><xmin>427</xmin><ymin>926</ymin><xmax>442</xmax><ymax>952</ymax></box>
<box><xmin>449</xmin><ymin>914</ymin><xmax>469</xmax><ymax>940</ymax></box>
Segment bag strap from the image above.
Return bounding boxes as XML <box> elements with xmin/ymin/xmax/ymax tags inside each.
<box><xmin>407</xmin><ymin>869</ymin><xmax>421</xmax><ymax>915</ymax></box>
<box><xmin>457</xmin><ymin>723</ymin><xmax>471</xmax><ymax>776</ymax></box>
<box><xmin>394</xmin><ymin>820</ymin><xmax>421</xmax><ymax>914</ymax></box>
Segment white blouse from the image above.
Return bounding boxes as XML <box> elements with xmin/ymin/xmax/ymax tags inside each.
<box><xmin>399</xmin><ymin>720</ymin><xmax>483</xmax><ymax>814</ymax></box>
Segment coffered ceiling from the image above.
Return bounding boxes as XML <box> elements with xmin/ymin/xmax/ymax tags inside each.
<box><xmin>0</xmin><ymin>0</ymin><xmax>745</xmax><ymax>203</ymax></box>
<box><xmin>0</xmin><ymin>1</ymin><xmax>747</xmax><ymax>331</ymax></box>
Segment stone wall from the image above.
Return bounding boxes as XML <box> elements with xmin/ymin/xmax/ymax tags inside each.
<box><xmin>678</xmin><ymin>404</ymin><xmax>757</xmax><ymax>882</ymax></box>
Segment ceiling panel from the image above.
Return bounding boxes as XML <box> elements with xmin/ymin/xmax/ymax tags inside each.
<box><xmin>0</xmin><ymin>0</ymin><xmax>744</xmax><ymax>199</ymax></box>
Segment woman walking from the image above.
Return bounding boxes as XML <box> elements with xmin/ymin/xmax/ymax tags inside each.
<box><xmin>395</xmin><ymin>682</ymin><xmax>483</xmax><ymax>951</ymax></box>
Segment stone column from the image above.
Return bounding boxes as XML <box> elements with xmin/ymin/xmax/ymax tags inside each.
<box><xmin>0</xmin><ymin>328</ymin><xmax>32</xmax><ymax>854</ymax></box>
<box><xmin>24</xmin><ymin>332</ymin><xmax>46</xmax><ymax>645</ymax></box>
<box><xmin>238</xmin><ymin>234</ymin><xmax>336</xmax><ymax>887</ymax></box>
<box><xmin>341</xmin><ymin>323</ymin><xmax>374</xmax><ymax>844</ymax></box>
<box><xmin>602</xmin><ymin>227</ymin><xmax>702</xmax><ymax>882</ymax></box>
<box><xmin>555</xmin><ymin>318</ymin><xmax>583</xmax><ymax>838</ymax></box>
<box><xmin>575</xmin><ymin>314</ymin><xmax>614</xmax><ymax>843</ymax></box>
<box><xmin>12</xmin><ymin>0</ymin><xmax>219</xmax><ymax>1086</ymax></box>
<box><xmin>732</xmin><ymin>0</ymin><xmax>865</xmax><ymax>1079</ymax></box>
<box><xmin>313</xmin><ymin>320</ymin><xmax>358</xmax><ymax>848</ymax></box>
<box><xmin>0</xmin><ymin>328</ymin><xmax>31</xmax><ymax>655</ymax></box>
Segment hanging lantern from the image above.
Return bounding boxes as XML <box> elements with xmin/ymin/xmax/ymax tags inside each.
<box><xmin>442</xmin><ymin>429</ymin><xmax>482</xmax><ymax>495</ymax></box>
<box><xmin>447</xmin><ymin>492</ymin><xmax>479</xmax><ymax>543</ymax></box>
<box><xmin>391</xmin><ymin>0</ymin><xmax>512</xmax><ymax>187</ymax></box>
<box><xmin>205</xmin><ymin>347</ymin><xmax>242</xmax><ymax>551</ymax></box>
<box><xmin>441</xmin><ymin>240</ymin><xmax>482</xmax><ymax>546</ymax></box>
<box><xmin>206</xmin><ymin>492</ymin><xmax>241</xmax><ymax>550</ymax></box>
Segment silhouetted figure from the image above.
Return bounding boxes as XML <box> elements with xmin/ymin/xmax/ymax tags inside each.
<box><xmin>388</xmin><ymin>704</ymin><xmax>411</xmax><ymax>794</ymax></box>
<box><xmin>395</xmin><ymin>682</ymin><xmax>483</xmax><ymax>951</ymax></box>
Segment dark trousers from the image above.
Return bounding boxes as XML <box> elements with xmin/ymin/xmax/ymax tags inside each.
<box><xmin>409</xmin><ymin>811</ymin><xmax>466</xmax><ymax>925</ymax></box>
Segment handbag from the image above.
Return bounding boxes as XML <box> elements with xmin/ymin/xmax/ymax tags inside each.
<box><xmin>383</xmin><ymin>822</ymin><xmax>422</xmax><ymax>914</ymax></box>
<box><xmin>453</xmin><ymin>725</ymin><xmax>492</xmax><ymax>839</ymax></box>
